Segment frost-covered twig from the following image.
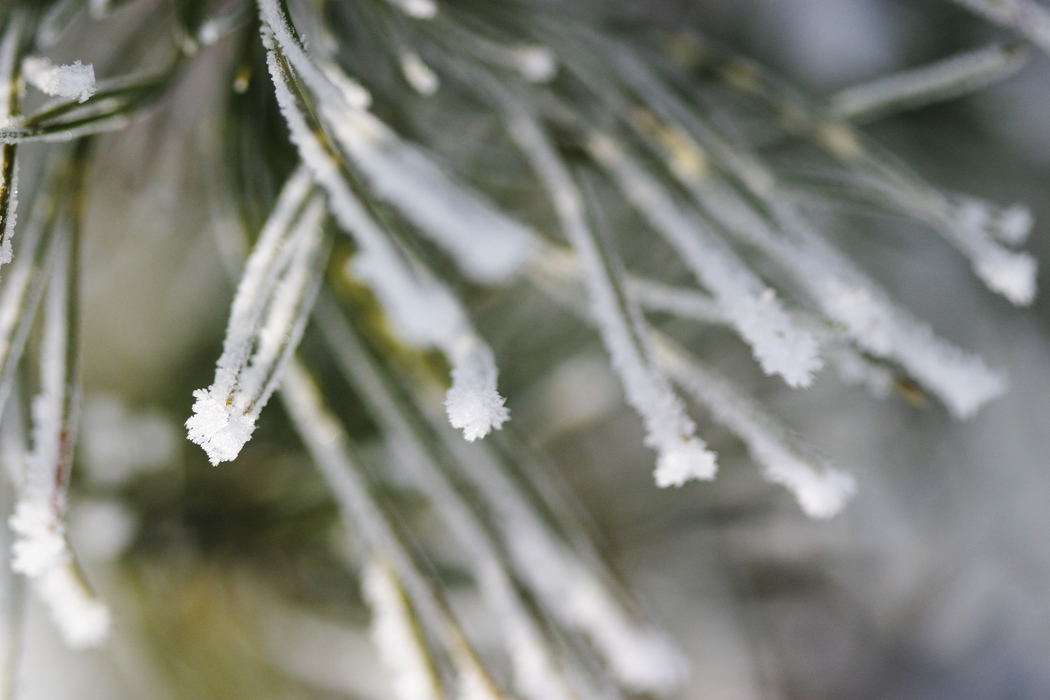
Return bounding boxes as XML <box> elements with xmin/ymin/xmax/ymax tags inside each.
<box><xmin>187</xmin><ymin>169</ymin><xmax>328</xmax><ymax>464</ymax></box>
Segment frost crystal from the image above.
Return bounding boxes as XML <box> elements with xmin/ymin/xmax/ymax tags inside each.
<box><xmin>444</xmin><ymin>340</ymin><xmax>509</xmax><ymax>441</ymax></box>
<box><xmin>22</xmin><ymin>58</ymin><xmax>96</xmax><ymax>103</ymax></box>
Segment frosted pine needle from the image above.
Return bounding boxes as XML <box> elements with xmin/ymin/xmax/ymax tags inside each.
<box><xmin>263</xmin><ymin>21</ymin><xmax>509</xmax><ymax>441</ymax></box>
<box><xmin>323</xmin><ymin>106</ymin><xmax>534</xmax><ymax>285</ymax></box>
<box><xmin>829</xmin><ymin>43</ymin><xmax>1029</xmax><ymax>122</ymax></box>
<box><xmin>400</xmin><ymin>52</ymin><xmax>440</xmax><ymax>95</ymax></box>
<box><xmin>0</xmin><ymin>17</ymin><xmax>21</xmax><ymax>269</ymax></box>
<box><xmin>186</xmin><ymin>172</ymin><xmax>327</xmax><ymax>465</ymax></box>
<box><xmin>628</xmin><ymin>278</ymin><xmax>725</xmax><ymax>323</ymax></box>
<box><xmin>9</xmin><ymin>231</ymin><xmax>110</xmax><ymax>649</ymax></box>
<box><xmin>587</xmin><ymin>132</ymin><xmax>822</xmax><ymax>388</ymax></box>
<box><xmin>655</xmin><ymin>336</ymin><xmax>856</xmax><ymax>519</ymax></box>
<box><xmin>487</xmin><ymin>82</ymin><xmax>715</xmax><ymax>486</ymax></box>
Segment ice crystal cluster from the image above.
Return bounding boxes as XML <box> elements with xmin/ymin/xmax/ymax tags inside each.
<box><xmin>0</xmin><ymin>0</ymin><xmax>1044</xmax><ymax>698</ymax></box>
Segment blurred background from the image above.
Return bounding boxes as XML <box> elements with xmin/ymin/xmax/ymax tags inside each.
<box><xmin>7</xmin><ymin>1</ymin><xmax>1050</xmax><ymax>699</ymax></box>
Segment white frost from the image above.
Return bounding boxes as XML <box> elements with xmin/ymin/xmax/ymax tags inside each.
<box><xmin>996</xmin><ymin>203</ymin><xmax>1033</xmax><ymax>246</ymax></box>
<box><xmin>22</xmin><ymin>57</ymin><xmax>96</xmax><ymax>103</ymax></box>
<box><xmin>974</xmin><ymin>244</ymin><xmax>1037</xmax><ymax>306</ymax></box>
<box><xmin>10</xmin><ymin>500</ymin><xmax>67</xmax><ymax>578</ymax></box>
<box><xmin>444</xmin><ymin>339</ymin><xmax>509</xmax><ymax>441</ymax></box>
<box><xmin>514</xmin><ymin>46</ymin><xmax>557</xmax><ymax>83</ymax></box>
<box><xmin>35</xmin><ymin>564</ymin><xmax>111</xmax><ymax>649</ymax></box>
<box><xmin>0</xmin><ymin>158</ymin><xmax>16</xmax><ymax>267</ymax></box>
<box><xmin>385</xmin><ymin>0</ymin><xmax>437</xmax><ymax>19</ymax></box>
